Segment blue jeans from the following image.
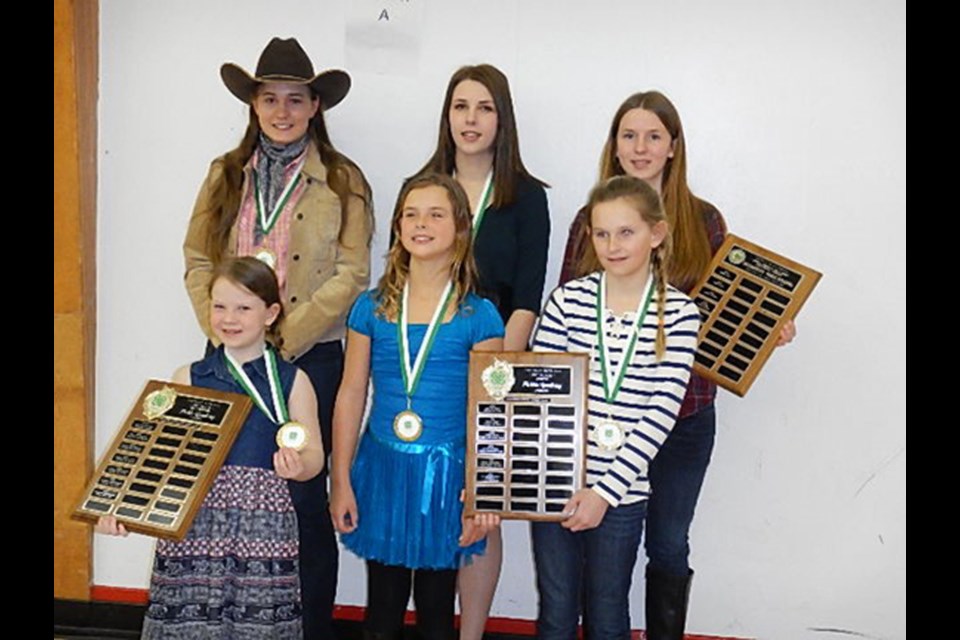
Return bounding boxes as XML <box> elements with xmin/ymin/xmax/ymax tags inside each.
<box><xmin>645</xmin><ymin>405</ymin><xmax>716</xmax><ymax>577</ymax></box>
<box><xmin>532</xmin><ymin>499</ymin><xmax>647</xmax><ymax>640</ymax></box>
<box><xmin>288</xmin><ymin>340</ymin><xmax>344</xmax><ymax>640</ymax></box>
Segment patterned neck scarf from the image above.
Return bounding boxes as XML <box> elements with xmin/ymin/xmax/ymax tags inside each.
<box><xmin>255</xmin><ymin>132</ymin><xmax>309</xmax><ymax>231</ymax></box>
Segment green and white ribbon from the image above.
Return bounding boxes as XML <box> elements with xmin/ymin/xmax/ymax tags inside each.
<box><xmin>398</xmin><ymin>280</ymin><xmax>455</xmax><ymax>402</ymax></box>
<box><xmin>453</xmin><ymin>170</ymin><xmax>494</xmax><ymax>239</ymax></box>
<box><xmin>224</xmin><ymin>347</ymin><xmax>289</xmax><ymax>425</ymax></box>
<box><xmin>596</xmin><ymin>272</ymin><xmax>655</xmax><ymax>403</ymax></box>
<box><xmin>252</xmin><ymin>157</ymin><xmax>306</xmax><ymax>235</ymax></box>
<box><xmin>470</xmin><ymin>171</ymin><xmax>495</xmax><ymax>238</ymax></box>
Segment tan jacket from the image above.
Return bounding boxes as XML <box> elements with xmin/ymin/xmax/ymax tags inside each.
<box><xmin>183</xmin><ymin>143</ymin><xmax>372</xmax><ymax>360</ymax></box>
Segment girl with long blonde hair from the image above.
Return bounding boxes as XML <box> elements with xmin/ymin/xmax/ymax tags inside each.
<box><xmin>330</xmin><ymin>174</ymin><xmax>502</xmax><ymax>640</ymax></box>
<box><xmin>559</xmin><ymin>91</ymin><xmax>795</xmax><ymax>639</ymax></box>
<box><xmin>533</xmin><ymin>176</ymin><xmax>700</xmax><ymax>639</ymax></box>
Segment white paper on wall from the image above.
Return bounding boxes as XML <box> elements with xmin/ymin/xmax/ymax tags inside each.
<box><xmin>345</xmin><ymin>0</ymin><xmax>423</xmax><ymax>75</ymax></box>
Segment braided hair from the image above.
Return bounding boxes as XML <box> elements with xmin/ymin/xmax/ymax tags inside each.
<box><xmin>582</xmin><ymin>176</ymin><xmax>673</xmax><ymax>361</ymax></box>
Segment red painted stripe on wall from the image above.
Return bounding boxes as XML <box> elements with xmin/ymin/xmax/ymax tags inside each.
<box><xmin>90</xmin><ymin>585</ymin><xmax>149</xmax><ymax>605</ymax></box>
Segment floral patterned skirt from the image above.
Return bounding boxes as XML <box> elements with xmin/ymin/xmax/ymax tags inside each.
<box><xmin>141</xmin><ymin>465</ymin><xmax>301</xmax><ymax>640</ymax></box>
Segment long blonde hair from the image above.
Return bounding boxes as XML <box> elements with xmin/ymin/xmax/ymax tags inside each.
<box><xmin>592</xmin><ymin>91</ymin><xmax>711</xmax><ymax>290</ymax></box>
<box><xmin>582</xmin><ymin>176</ymin><xmax>673</xmax><ymax>361</ymax></box>
<box><xmin>376</xmin><ymin>174</ymin><xmax>478</xmax><ymax>320</ymax></box>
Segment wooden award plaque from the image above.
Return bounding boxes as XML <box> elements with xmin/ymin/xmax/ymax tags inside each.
<box><xmin>72</xmin><ymin>380</ymin><xmax>252</xmax><ymax>540</ymax></box>
<box><xmin>690</xmin><ymin>234</ymin><xmax>822</xmax><ymax>396</ymax></box>
<box><xmin>465</xmin><ymin>352</ymin><xmax>589</xmax><ymax>521</ymax></box>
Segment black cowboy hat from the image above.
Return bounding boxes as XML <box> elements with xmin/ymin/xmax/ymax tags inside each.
<box><xmin>220</xmin><ymin>37</ymin><xmax>350</xmax><ymax>109</ymax></box>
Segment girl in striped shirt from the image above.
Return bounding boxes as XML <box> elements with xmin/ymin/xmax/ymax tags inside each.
<box><xmin>530</xmin><ymin>175</ymin><xmax>700</xmax><ymax>639</ymax></box>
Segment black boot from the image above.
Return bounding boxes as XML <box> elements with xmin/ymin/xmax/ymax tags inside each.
<box><xmin>645</xmin><ymin>567</ymin><xmax>693</xmax><ymax>640</ymax></box>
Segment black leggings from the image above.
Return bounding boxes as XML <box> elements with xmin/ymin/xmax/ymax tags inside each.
<box><xmin>365</xmin><ymin>560</ymin><xmax>458</xmax><ymax>639</ymax></box>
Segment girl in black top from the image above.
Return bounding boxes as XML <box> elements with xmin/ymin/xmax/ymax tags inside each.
<box><xmin>411</xmin><ymin>63</ymin><xmax>550</xmax><ymax>640</ymax></box>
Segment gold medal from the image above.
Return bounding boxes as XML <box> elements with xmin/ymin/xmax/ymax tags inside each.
<box><xmin>393</xmin><ymin>409</ymin><xmax>424</xmax><ymax>442</ymax></box>
<box><xmin>597</xmin><ymin>421</ymin><xmax>625</xmax><ymax>451</ymax></box>
<box><xmin>395</xmin><ymin>280</ymin><xmax>455</xmax><ymax>445</ymax></box>
<box><xmin>593</xmin><ymin>273</ymin><xmax>655</xmax><ymax>454</ymax></box>
<box><xmin>254</xmin><ymin>247</ymin><xmax>277</xmax><ymax>270</ymax></box>
<box><xmin>276</xmin><ymin>421</ymin><xmax>308</xmax><ymax>451</ymax></box>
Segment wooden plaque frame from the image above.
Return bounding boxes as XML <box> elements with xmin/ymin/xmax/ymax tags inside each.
<box><xmin>72</xmin><ymin>380</ymin><xmax>252</xmax><ymax>540</ymax></box>
<box><xmin>690</xmin><ymin>234</ymin><xmax>822</xmax><ymax>396</ymax></box>
<box><xmin>465</xmin><ymin>351</ymin><xmax>589</xmax><ymax>521</ymax></box>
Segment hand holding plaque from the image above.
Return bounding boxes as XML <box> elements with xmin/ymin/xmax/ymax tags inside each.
<box><xmin>72</xmin><ymin>380</ymin><xmax>252</xmax><ymax>540</ymax></box>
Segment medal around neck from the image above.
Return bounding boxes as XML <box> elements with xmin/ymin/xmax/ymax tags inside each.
<box><xmin>393</xmin><ymin>410</ymin><xmax>424</xmax><ymax>442</ymax></box>
<box><xmin>596</xmin><ymin>421</ymin><xmax>625</xmax><ymax>451</ymax></box>
<box><xmin>592</xmin><ymin>273</ymin><xmax>654</xmax><ymax>453</ymax></box>
<box><xmin>276</xmin><ymin>421</ymin><xmax>308</xmax><ymax>450</ymax></box>
<box><xmin>253</xmin><ymin>154</ymin><xmax>306</xmax><ymax>235</ymax></box>
<box><xmin>254</xmin><ymin>247</ymin><xmax>277</xmax><ymax>270</ymax></box>
<box><xmin>225</xmin><ymin>349</ymin><xmax>307</xmax><ymax>451</ymax></box>
<box><xmin>471</xmin><ymin>171</ymin><xmax>495</xmax><ymax>239</ymax></box>
<box><xmin>224</xmin><ymin>347</ymin><xmax>289</xmax><ymax>428</ymax></box>
<box><xmin>394</xmin><ymin>280</ymin><xmax>455</xmax><ymax>442</ymax></box>
<box><xmin>596</xmin><ymin>272</ymin><xmax>655</xmax><ymax>406</ymax></box>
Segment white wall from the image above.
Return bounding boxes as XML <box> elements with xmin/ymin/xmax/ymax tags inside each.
<box><xmin>94</xmin><ymin>2</ymin><xmax>906</xmax><ymax>638</ymax></box>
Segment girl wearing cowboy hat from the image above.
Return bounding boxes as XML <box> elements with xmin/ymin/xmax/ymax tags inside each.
<box><xmin>183</xmin><ymin>36</ymin><xmax>373</xmax><ymax>640</ymax></box>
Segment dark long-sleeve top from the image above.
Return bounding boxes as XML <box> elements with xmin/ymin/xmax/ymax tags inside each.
<box><xmin>473</xmin><ymin>175</ymin><xmax>550</xmax><ymax>323</ymax></box>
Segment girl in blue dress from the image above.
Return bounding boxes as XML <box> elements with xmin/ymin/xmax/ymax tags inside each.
<box><xmin>96</xmin><ymin>257</ymin><xmax>325</xmax><ymax>639</ymax></box>
<box><xmin>330</xmin><ymin>173</ymin><xmax>503</xmax><ymax>640</ymax></box>
<box><xmin>412</xmin><ymin>66</ymin><xmax>550</xmax><ymax>638</ymax></box>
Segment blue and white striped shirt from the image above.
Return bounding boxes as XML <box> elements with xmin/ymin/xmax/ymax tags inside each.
<box><xmin>532</xmin><ymin>272</ymin><xmax>700</xmax><ymax>507</ymax></box>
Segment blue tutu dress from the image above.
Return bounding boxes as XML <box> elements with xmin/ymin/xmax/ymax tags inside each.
<box><xmin>341</xmin><ymin>290</ymin><xmax>505</xmax><ymax>569</ymax></box>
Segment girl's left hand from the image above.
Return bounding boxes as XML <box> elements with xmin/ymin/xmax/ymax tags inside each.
<box><xmin>561</xmin><ymin>489</ymin><xmax>609</xmax><ymax>532</ymax></box>
<box><xmin>777</xmin><ymin>319</ymin><xmax>797</xmax><ymax>347</ymax></box>
<box><xmin>95</xmin><ymin>515</ymin><xmax>129</xmax><ymax>537</ymax></box>
<box><xmin>458</xmin><ymin>490</ymin><xmax>501</xmax><ymax>547</ymax></box>
<box><xmin>273</xmin><ymin>447</ymin><xmax>304</xmax><ymax>480</ymax></box>
<box><xmin>460</xmin><ymin>512</ymin><xmax>501</xmax><ymax>547</ymax></box>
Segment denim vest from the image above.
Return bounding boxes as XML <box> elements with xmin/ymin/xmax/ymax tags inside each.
<box><xmin>190</xmin><ymin>346</ymin><xmax>298</xmax><ymax>469</ymax></box>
